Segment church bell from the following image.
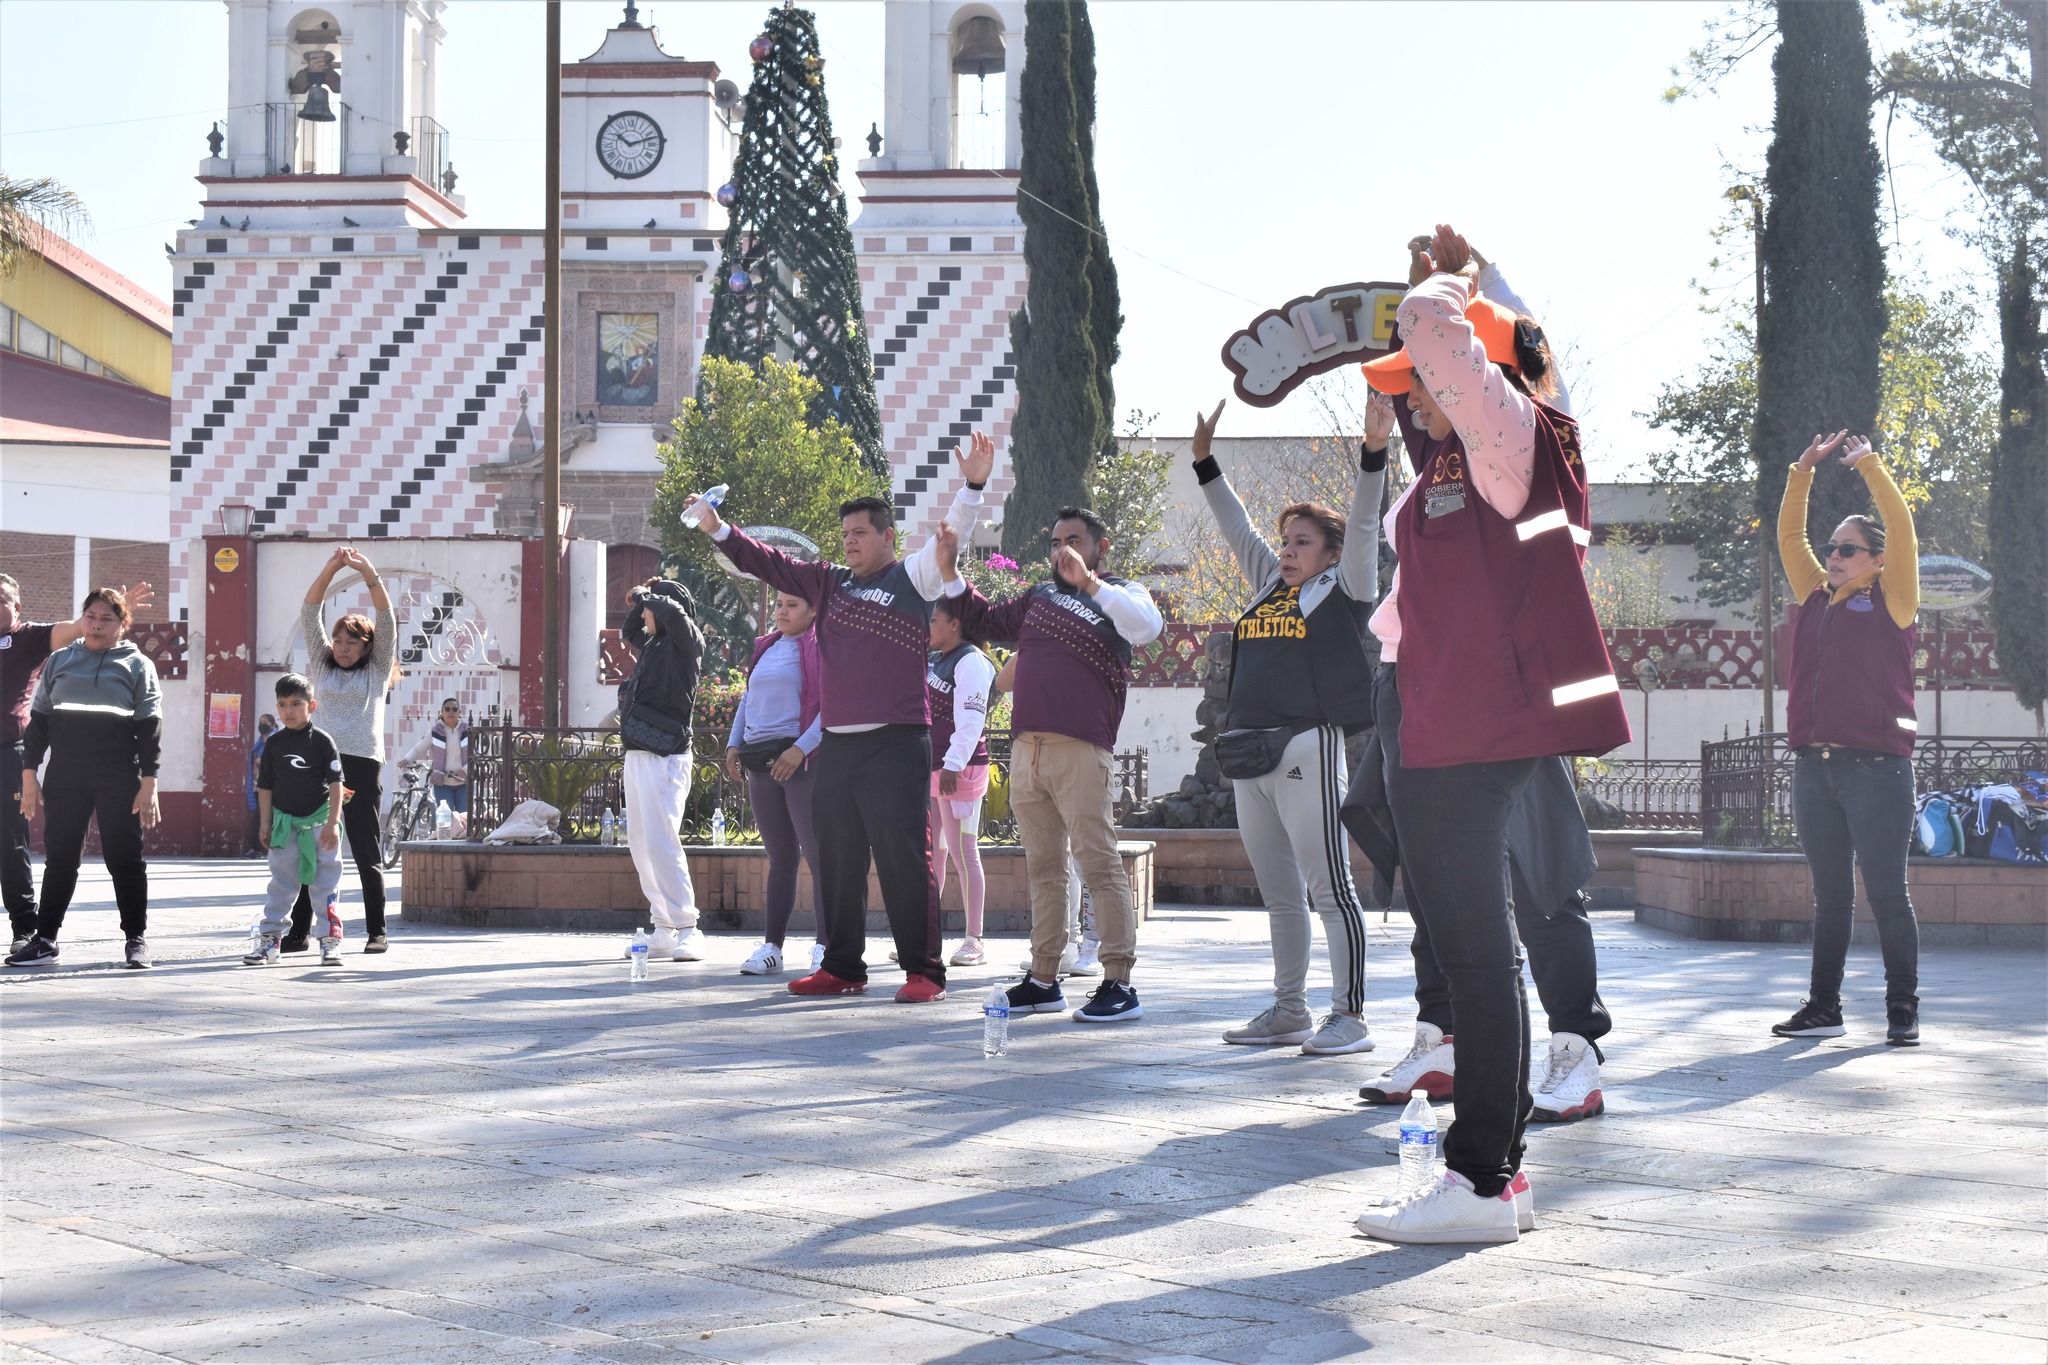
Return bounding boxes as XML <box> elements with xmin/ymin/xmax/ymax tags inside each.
<box><xmin>298</xmin><ymin>84</ymin><xmax>336</xmax><ymax>122</ymax></box>
<box><xmin>950</xmin><ymin>16</ymin><xmax>1005</xmax><ymax>77</ymax></box>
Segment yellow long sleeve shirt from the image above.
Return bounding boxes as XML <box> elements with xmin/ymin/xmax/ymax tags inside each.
<box><xmin>1777</xmin><ymin>456</ymin><xmax>1919</xmax><ymax>628</ymax></box>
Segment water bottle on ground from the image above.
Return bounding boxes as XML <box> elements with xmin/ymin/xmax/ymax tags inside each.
<box><xmin>1398</xmin><ymin>1089</ymin><xmax>1441</xmax><ymax>1198</ymax></box>
<box><xmin>982</xmin><ymin>984</ymin><xmax>1011</xmax><ymax>1057</ymax></box>
<box><xmin>711</xmin><ymin>807</ymin><xmax>726</xmax><ymax>847</ymax></box>
<box><xmin>681</xmin><ymin>484</ymin><xmax>729</xmax><ymax>530</ymax></box>
<box><xmin>617</xmin><ymin>807</ymin><xmax>628</xmax><ymax>845</ymax></box>
<box><xmin>600</xmin><ymin>807</ymin><xmax>616</xmax><ymax>846</ymax></box>
<box><xmin>628</xmin><ymin>928</ymin><xmax>650</xmax><ymax>982</ymax></box>
<box><xmin>434</xmin><ymin>799</ymin><xmax>452</xmax><ymax>840</ymax></box>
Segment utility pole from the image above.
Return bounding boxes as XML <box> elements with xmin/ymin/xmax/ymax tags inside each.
<box><xmin>1730</xmin><ymin>184</ymin><xmax>1774</xmax><ymax>734</ymax></box>
<box><xmin>540</xmin><ymin>2</ymin><xmax>563</xmax><ymax>730</ymax></box>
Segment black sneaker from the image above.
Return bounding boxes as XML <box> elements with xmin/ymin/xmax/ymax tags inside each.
<box><xmin>362</xmin><ymin>934</ymin><xmax>389</xmax><ymax>954</ymax></box>
<box><xmin>1005</xmin><ymin>973</ymin><xmax>1067</xmax><ymax>1014</ymax></box>
<box><xmin>1073</xmin><ymin>979</ymin><xmax>1143</xmax><ymax>1023</ymax></box>
<box><xmin>6</xmin><ymin>935</ymin><xmax>58</xmax><ymax>967</ymax></box>
<box><xmin>1771</xmin><ymin>999</ymin><xmax>1845</xmax><ymax>1037</ymax></box>
<box><xmin>279</xmin><ymin>933</ymin><xmax>310</xmax><ymax>954</ymax></box>
<box><xmin>1886</xmin><ymin>1003</ymin><xmax>1920</xmax><ymax>1047</ymax></box>
<box><xmin>124</xmin><ymin>937</ymin><xmax>152</xmax><ymax>970</ymax></box>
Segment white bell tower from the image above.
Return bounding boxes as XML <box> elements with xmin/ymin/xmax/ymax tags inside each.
<box><xmin>201</xmin><ymin>0</ymin><xmax>462</xmax><ymax>229</ymax></box>
<box><xmin>854</xmin><ymin>1</ymin><xmax>1027</xmax><ymax>536</ymax></box>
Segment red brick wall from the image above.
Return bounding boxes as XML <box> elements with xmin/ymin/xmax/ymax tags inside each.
<box><xmin>0</xmin><ymin>530</ymin><xmax>73</xmax><ymax>620</ymax></box>
<box><xmin>88</xmin><ymin>540</ymin><xmax>171</xmax><ymax>606</ymax></box>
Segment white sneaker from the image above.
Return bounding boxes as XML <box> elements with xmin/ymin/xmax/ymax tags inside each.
<box><xmin>1301</xmin><ymin>1012</ymin><xmax>1376</xmax><ymax>1056</ymax></box>
<box><xmin>739</xmin><ymin>942</ymin><xmax>783</xmax><ymax>976</ymax></box>
<box><xmin>1359</xmin><ymin>1022</ymin><xmax>1455</xmax><ymax>1103</ymax></box>
<box><xmin>1019</xmin><ymin>946</ymin><xmax>1079</xmax><ymax>976</ymax></box>
<box><xmin>949</xmin><ymin>936</ymin><xmax>985</xmax><ymax>967</ymax></box>
<box><xmin>647</xmin><ymin>926</ymin><xmax>682</xmax><ymax>959</ymax></box>
<box><xmin>810</xmin><ymin>942</ymin><xmax>826</xmax><ymax>972</ymax></box>
<box><xmin>670</xmin><ymin>927</ymin><xmax>706</xmax><ymax>962</ymax></box>
<box><xmin>1222</xmin><ymin>1005</ymin><xmax>1315</xmax><ymax>1046</ymax></box>
<box><xmin>1069</xmin><ymin>939</ymin><xmax>1103</xmax><ymax>976</ymax></box>
<box><xmin>1354</xmin><ymin>1169</ymin><xmax>1520</xmax><ymax>1245</ymax></box>
<box><xmin>1507</xmin><ymin>1169</ymin><xmax>1534</xmax><ymax>1233</ymax></box>
<box><xmin>1530</xmin><ymin>1032</ymin><xmax>1604</xmax><ymax>1122</ymax></box>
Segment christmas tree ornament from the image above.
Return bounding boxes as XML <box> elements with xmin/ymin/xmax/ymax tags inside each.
<box><xmin>716</xmin><ymin>183</ymin><xmax>739</xmax><ymax>208</ymax></box>
<box><xmin>727</xmin><ymin>269</ymin><xmax>752</xmax><ymax>293</ymax></box>
<box><xmin>749</xmin><ymin>35</ymin><xmax>773</xmax><ymax>63</ymax></box>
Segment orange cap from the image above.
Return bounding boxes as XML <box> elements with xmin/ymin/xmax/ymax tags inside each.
<box><xmin>1360</xmin><ymin>295</ymin><xmax>1521</xmax><ymax>395</ymax></box>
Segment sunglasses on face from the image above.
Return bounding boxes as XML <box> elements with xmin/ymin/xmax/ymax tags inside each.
<box><xmin>1821</xmin><ymin>542</ymin><xmax>1874</xmax><ymax>560</ymax></box>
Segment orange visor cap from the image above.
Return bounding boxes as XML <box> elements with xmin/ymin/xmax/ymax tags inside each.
<box><xmin>1359</xmin><ymin>295</ymin><xmax>1522</xmax><ymax>395</ymax></box>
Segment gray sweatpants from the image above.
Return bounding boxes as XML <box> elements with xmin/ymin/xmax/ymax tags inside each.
<box><xmin>1232</xmin><ymin>724</ymin><xmax>1367</xmax><ymax>1016</ymax></box>
<box><xmin>260</xmin><ymin>838</ymin><xmax>344</xmax><ymax>939</ymax></box>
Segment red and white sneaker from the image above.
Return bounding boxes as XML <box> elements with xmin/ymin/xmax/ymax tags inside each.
<box><xmin>1360</xmin><ymin>1023</ymin><xmax>1455</xmax><ymax>1103</ymax></box>
<box><xmin>788</xmin><ymin>969</ymin><xmax>867</xmax><ymax>996</ymax></box>
<box><xmin>895</xmin><ymin>973</ymin><xmax>946</xmax><ymax>1003</ymax></box>
<box><xmin>1530</xmin><ymin>1032</ymin><xmax>1604</xmax><ymax>1123</ymax></box>
<box><xmin>1354</xmin><ymin>1169</ymin><xmax>1519</xmax><ymax>1245</ymax></box>
<box><xmin>1507</xmin><ymin>1169</ymin><xmax>1534</xmax><ymax>1233</ymax></box>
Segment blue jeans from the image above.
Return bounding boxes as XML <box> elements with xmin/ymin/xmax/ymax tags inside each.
<box><xmin>1792</xmin><ymin>747</ymin><xmax>1919</xmax><ymax>1006</ymax></box>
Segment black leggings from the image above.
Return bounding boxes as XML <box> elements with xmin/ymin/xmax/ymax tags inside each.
<box><xmin>812</xmin><ymin>726</ymin><xmax>940</xmax><ymax>986</ymax></box>
<box><xmin>293</xmin><ymin>752</ymin><xmax>385</xmax><ymax>936</ymax></box>
<box><xmin>35</xmin><ymin>762</ymin><xmax>147</xmax><ymax>940</ymax></box>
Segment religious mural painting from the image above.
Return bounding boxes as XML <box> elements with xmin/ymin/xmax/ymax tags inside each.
<box><xmin>597</xmin><ymin>313</ymin><xmax>659</xmax><ymax>406</ymax></box>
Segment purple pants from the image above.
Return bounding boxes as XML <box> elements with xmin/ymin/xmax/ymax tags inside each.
<box><xmin>747</xmin><ymin>763</ymin><xmax>825</xmax><ymax>947</ymax></box>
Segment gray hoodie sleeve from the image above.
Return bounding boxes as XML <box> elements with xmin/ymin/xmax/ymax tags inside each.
<box><xmin>1338</xmin><ymin>462</ymin><xmax>1386</xmax><ymax>603</ymax></box>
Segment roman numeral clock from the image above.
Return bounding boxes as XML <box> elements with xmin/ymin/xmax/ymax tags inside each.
<box><xmin>596</xmin><ymin>111</ymin><xmax>664</xmax><ymax>179</ymax></box>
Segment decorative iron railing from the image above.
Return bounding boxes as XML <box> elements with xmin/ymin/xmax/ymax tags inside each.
<box><xmin>1572</xmin><ymin>758</ymin><xmax>1702</xmax><ymax>831</ymax></box>
<box><xmin>468</xmin><ymin>716</ymin><xmax>1148</xmax><ymax>846</ymax></box>
<box><xmin>1700</xmin><ymin>733</ymin><xmax>2047</xmax><ymax>848</ymax></box>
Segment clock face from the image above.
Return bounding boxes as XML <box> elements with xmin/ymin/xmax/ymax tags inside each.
<box><xmin>597</xmin><ymin>111</ymin><xmax>664</xmax><ymax>179</ymax></box>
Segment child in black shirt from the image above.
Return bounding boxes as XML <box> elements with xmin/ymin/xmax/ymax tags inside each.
<box><xmin>246</xmin><ymin>674</ymin><xmax>346</xmax><ymax>965</ymax></box>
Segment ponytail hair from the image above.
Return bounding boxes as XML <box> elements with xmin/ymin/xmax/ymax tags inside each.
<box><xmin>1497</xmin><ymin>314</ymin><xmax>1561</xmax><ymax>404</ymax></box>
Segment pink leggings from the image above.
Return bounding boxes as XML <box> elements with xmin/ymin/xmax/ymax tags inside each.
<box><xmin>931</xmin><ymin>764</ymin><xmax>989</xmax><ymax>938</ymax></box>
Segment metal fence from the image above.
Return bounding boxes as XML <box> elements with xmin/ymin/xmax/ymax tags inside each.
<box><xmin>1700</xmin><ymin>733</ymin><xmax>2048</xmax><ymax>849</ymax></box>
<box><xmin>469</xmin><ymin>716</ymin><xmax>1148</xmax><ymax>846</ymax></box>
<box><xmin>1572</xmin><ymin>758</ymin><xmax>1702</xmax><ymax>831</ymax></box>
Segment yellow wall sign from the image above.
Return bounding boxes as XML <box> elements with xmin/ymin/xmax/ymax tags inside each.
<box><xmin>213</xmin><ymin>546</ymin><xmax>241</xmax><ymax>574</ymax></box>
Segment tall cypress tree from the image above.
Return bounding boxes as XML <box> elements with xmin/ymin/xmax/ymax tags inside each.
<box><xmin>1753</xmin><ymin>1</ymin><xmax>1887</xmax><ymax>550</ymax></box>
<box><xmin>1989</xmin><ymin>237</ymin><xmax>2047</xmax><ymax>717</ymax></box>
<box><xmin>1070</xmin><ymin>4</ymin><xmax>1122</xmax><ymax>471</ymax></box>
<box><xmin>1003</xmin><ymin>0</ymin><xmax>1102</xmax><ymax>560</ymax></box>
<box><xmin>704</xmin><ymin>6</ymin><xmax>885</xmax><ymax>477</ymax></box>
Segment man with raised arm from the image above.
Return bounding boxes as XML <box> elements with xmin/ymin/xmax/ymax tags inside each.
<box><xmin>683</xmin><ymin>436</ymin><xmax>995</xmax><ymax>1003</ymax></box>
<box><xmin>939</xmin><ymin>508</ymin><xmax>1163</xmax><ymax>1024</ymax></box>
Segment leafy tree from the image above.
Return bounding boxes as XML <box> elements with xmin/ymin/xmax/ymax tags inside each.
<box><xmin>1754</xmin><ymin>0</ymin><xmax>1888</xmax><ymax>551</ymax></box>
<box><xmin>1070</xmin><ymin>4</ymin><xmax>1123</xmax><ymax>474</ymax></box>
<box><xmin>1004</xmin><ymin>0</ymin><xmax>1105</xmax><ymax>562</ymax></box>
<box><xmin>652</xmin><ymin>357</ymin><xmax>886</xmax><ymax>658</ymax></box>
<box><xmin>1989</xmin><ymin>239</ymin><xmax>2047</xmax><ymax>717</ymax></box>
<box><xmin>703</xmin><ymin>5</ymin><xmax>884</xmax><ymax>476</ymax></box>
<box><xmin>1585</xmin><ymin>526</ymin><xmax>1675</xmax><ymax>629</ymax></box>
<box><xmin>1648</xmin><ymin>281</ymin><xmax>1999</xmax><ymax>609</ymax></box>
<box><xmin>1083</xmin><ymin>412</ymin><xmax>1170</xmax><ymax>576</ymax></box>
<box><xmin>0</xmin><ymin>173</ymin><xmax>87</xmax><ymax>277</ymax></box>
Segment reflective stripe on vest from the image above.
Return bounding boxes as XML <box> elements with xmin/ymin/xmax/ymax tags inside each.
<box><xmin>1897</xmin><ymin>716</ymin><xmax>1919</xmax><ymax>731</ymax></box>
<box><xmin>1516</xmin><ymin>507</ymin><xmax>1594</xmax><ymax>547</ymax></box>
<box><xmin>1552</xmin><ymin>673</ymin><xmax>1621</xmax><ymax>707</ymax></box>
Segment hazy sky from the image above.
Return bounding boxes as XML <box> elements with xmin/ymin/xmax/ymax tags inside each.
<box><xmin>0</xmin><ymin>1</ymin><xmax>1990</xmax><ymax>479</ymax></box>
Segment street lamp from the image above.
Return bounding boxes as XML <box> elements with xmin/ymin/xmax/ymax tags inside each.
<box><xmin>1634</xmin><ymin>656</ymin><xmax>1662</xmax><ymax>821</ymax></box>
<box><xmin>217</xmin><ymin>501</ymin><xmax>255</xmax><ymax>537</ymax></box>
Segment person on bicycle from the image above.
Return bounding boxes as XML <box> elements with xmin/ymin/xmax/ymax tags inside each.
<box><xmin>404</xmin><ymin>699</ymin><xmax>470</xmax><ymax>818</ymax></box>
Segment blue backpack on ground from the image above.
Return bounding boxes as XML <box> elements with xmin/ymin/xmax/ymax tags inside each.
<box><xmin>1914</xmin><ymin>796</ymin><xmax>1963</xmax><ymax>858</ymax></box>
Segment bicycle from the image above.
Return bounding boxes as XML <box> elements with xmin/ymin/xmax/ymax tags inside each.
<box><xmin>380</xmin><ymin>760</ymin><xmax>434</xmax><ymax>870</ymax></box>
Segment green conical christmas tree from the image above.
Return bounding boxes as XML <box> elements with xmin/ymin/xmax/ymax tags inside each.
<box><xmin>704</xmin><ymin>5</ymin><xmax>885</xmax><ymax>477</ymax></box>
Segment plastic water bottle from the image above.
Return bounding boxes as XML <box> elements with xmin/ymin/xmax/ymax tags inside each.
<box><xmin>711</xmin><ymin>807</ymin><xmax>726</xmax><ymax>847</ymax></box>
<box><xmin>681</xmin><ymin>484</ymin><xmax>729</xmax><ymax>530</ymax></box>
<box><xmin>982</xmin><ymin>984</ymin><xmax>1011</xmax><ymax>1057</ymax></box>
<box><xmin>434</xmin><ymin>799</ymin><xmax>452</xmax><ymax>840</ymax></box>
<box><xmin>617</xmin><ymin>807</ymin><xmax>628</xmax><ymax>845</ymax></box>
<box><xmin>1398</xmin><ymin>1089</ymin><xmax>1441</xmax><ymax>1198</ymax></box>
<box><xmin>600</xmin><ymin>807</ymin><xmax>617</xmax><ymax>846</ymax></box>
<box><xmin>246</xmin><ymin>918</ymin><xmax>266</xmax><ymax>956</ymax></box>
<box><xmin>628</xmin><ymin>928</ymin><xmax>650</xmax><ymax>982</ymax></box>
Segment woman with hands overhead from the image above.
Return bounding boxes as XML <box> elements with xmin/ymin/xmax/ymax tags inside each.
<box><xmin>619</xmin><ymin>576</ymin><xmax>708</xmax><ymax>966</ymax></box>
<box><xmin>1191</xmin><ymin>389</ymin><xmax>1386</xmax><ymax>1057</ymax></box>
<box><xmin>1351</xmin><ymin>223</ymin><xmax>1629</xmax><ymax>1246</ymax></box>
<box><xmin>1770</xmin><ymin>430</ymin><xmax>1923</xmax><ymax>1048</ymax></box>
<box><xmin>685</xmin><ymin>432</ymin><xmax>995</xmax><ymax>1004</ymax></box>
<box><xmin>283</xmin><ymin>548</ymin><xmax>398</xmax><ymax>954</ymax></box>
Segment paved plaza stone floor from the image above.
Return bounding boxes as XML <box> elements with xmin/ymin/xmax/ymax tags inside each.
<box><xmin>2</xmin><ymin>858</ymin><xmax>2044</xmax><ymax>1364</ymax></box>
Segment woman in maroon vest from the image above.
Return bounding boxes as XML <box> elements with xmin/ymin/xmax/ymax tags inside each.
<box><xmin>1771</xmin><ymin>430</ymin><xmax>1922</xmax><ymax>1047</ymax></box>
<box><xmin>1353</xmin><ymin>225</ymin><xmax>1630</xmax><ymax>1247</ymax></box>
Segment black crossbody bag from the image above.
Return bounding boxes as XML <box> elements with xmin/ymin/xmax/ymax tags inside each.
<box><xmin>620</xmin><ymin>701</ymin><xmax>691</xmax><ymax>757</ymax></box>
<box><xmin>736</xmin><ymin>735</ymin><xmax>798</xmax><ymax>773</ymax></box>
<box><xmin>1214</xmin><ymin>726</ymin><xmax>1295</xmax><ymax>781</ymax></box>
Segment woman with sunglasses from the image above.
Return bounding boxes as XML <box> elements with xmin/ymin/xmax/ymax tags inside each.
<box><xmin>287</xmin><ymin>547</ymin><xmax>397</xmax><ymax>953</ymax></box>
<box><xmin>1771</xmin><ymin>431</ymin><xmax>1922</xmax><ymax>1047</ymax></box>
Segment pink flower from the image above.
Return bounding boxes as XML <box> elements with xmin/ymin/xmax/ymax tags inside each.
<box><xmin>988</xmin><ymin>554</ymin><xmax>1019</xmax><ymax>571</ymax></box>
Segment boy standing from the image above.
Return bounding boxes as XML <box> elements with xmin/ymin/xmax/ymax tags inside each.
<box><xmin>246</xmin><ymin>675</ymin><xmax>345</xmax><ymax>966</ymax></box>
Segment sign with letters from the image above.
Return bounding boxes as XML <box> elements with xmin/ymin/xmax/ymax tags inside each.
<box><xmin>207</xmin><ymin>692</ymin><xmax>242</xmax><ymax>740</ymax></box>
<box><xmin>1220</xmin><ymin>280</ymin><xmax>1407</xmax><ymax>407</ymax></box>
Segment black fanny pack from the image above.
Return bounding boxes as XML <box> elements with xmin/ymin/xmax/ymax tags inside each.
<box><xmin>620</xmin><ymin>701</ymin><xmax>691</xmax><ymax>757</ymax></box>
<box><xmin>1215</xmin><ymin>726</ymin><xmax>1295</xmax><ymax>781</ymax></box>
<box><xmin>736</xmin><ymin>735</ymin><xmax>798</xmax><ymax>773</ymax></box>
